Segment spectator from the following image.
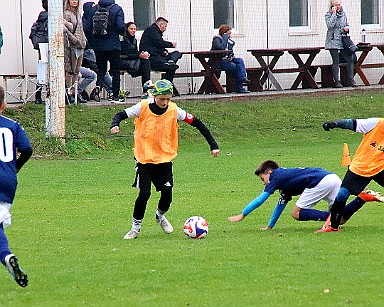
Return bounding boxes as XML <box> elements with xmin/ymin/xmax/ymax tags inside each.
<box><xmin>78</xmin><ymin>66</ymin><xmax>96</xmax><ymax>102</ymax></box>
<box><xmin>82</xmin><ymin>1</ymin><xmax>113</xmax><ymax>99</ymax></box>
<box><xmin>84</xmin><ymin>0</ymin><xmax>126</xmax><ymax>103</ymax></box>
<box><xmin>139</xmin><ymin>17</ymin><xmax>182</xmax><ymax>83</ymax></box>
<box><xmin>63</xmin><ymin>0</ymin><xmax>87</xmax><ymax>104</ymax></box>
<box><xmin>29</xmin><ymin>0</ymin><xmax>48</xmax><ymax>104</ymax></box>
<box><xmin>0</xmin><ymin>85</ymin><xmax>32</xmax><ymax>287</ymax></box>
<box><xmin>325</xmin><ymin>1</ymin><xmax>357</xmax><ymax>88</ymax></box>
<box><xmin>211</xmin><ymin>24</ymin><xmax>250</xmax><ymax>94</ymax></box>
<box><xmin>120</xmin><ymin>22</ymin><xmax>152</xmax><ymax>97</ymax></box>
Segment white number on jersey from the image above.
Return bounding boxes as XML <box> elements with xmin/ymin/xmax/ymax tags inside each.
<box><xmin>0</xmin><ymin>127</ymin><xmax>14</xmax><ymax>162</ymax></box>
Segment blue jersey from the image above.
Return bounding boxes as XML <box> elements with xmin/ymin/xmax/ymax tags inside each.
<box><xmin>0</xmin><ymin>115</ymin><xmax>32</xmax><ymax>204</ymax></box>
<box><xmin>264</xmin><ymin>167</ymin><xmax>332</xmax><ymax>198</ymax></box>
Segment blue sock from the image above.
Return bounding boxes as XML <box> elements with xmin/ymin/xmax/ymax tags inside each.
<box><xmin>0</xmin><ymin>224</ymin><xmax>11</xmax><ymax>266</ymax></box>
<box><xmin>299</xmin><ymin>209</ymin><xmax>330</xmax><ymax>221</ymax></box>
<box><xmin>342</xmin><ymin>197</ymin><xmax>365</xmax><ymax>221</ymax></box>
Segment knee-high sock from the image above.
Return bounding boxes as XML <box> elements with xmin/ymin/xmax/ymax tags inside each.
<box><xmin>0</xmin><ymin>224</ymin><xmax>11</xmax><ymax>266</ymax></box>
<box><xmin>299</xmin><ymin>209</ymin><xmax>330</xmax><ymax>221</ymax></box>
<box><xmin>342</xmin><ymin>197</ymin><xmax>365</xmax><ymax>221</ymax></box>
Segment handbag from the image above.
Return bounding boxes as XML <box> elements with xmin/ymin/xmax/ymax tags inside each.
<box><xmin>342</xmin><ymin>35</ymin><xmax>357</xmax><ymax>54</ymax></box>
<box><xmin>125</xmin><ymin>59</ymin><xmax>141</xmax><ymax>74</ymax></box>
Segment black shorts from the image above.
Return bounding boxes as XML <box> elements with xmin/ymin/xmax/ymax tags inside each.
<box><xmin>132</xmin><ymin>162</ymin><xmax>173</xmax><ymax>192</ymax></box>
<box><xmin>341</xmin><ymin>168</ymin><xmax>384</xmax><ymax>195</ymax></box>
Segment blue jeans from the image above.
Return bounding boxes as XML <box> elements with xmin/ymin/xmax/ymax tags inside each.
<box><xmin>79</xmin><ymin>66</ymin><xmax>97</xmax><ymax>94</ymax></box>
<box><xmin>220</xmin><ymin>57</ymin><xmax>247</xmax><ymax>91</ymax></box>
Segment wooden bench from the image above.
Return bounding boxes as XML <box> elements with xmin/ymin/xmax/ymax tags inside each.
<box><xmin>225</xmin><ymin>68</ymin><xmax>264</xmax><ymax>93</ymax></box>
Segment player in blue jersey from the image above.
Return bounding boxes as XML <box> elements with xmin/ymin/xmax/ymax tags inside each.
<box><xmin>0</xmin><ymin>85</ymin><xmax>32</xmax><ymax>287</ymax></box>
<box><xmin>228</xmin><ymin>160</ymin><xmax>379</xmax><ymax>230</ymax></box>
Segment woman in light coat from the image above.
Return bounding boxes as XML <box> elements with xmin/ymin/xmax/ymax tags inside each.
<box><xmin>325</xmin><ymin>1</ymin><xmax>356</xmax><ymax>87</ymax></box>
<box><xmin>64</xmin><ymin>0</ymin><xmax>87</xmax><ymax>103</ymax></box>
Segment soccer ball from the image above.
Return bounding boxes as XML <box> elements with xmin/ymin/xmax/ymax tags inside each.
<box><xmin>183</xmin><ymin>216</ymin><xmax>208</xmax><ymax>239</ymax></box>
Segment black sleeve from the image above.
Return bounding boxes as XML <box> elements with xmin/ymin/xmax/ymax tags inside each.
<box><xmin>190</xmin><ymin>117</ymin><xmax>219</xmax><ymax>151</ymax></box>
<box><xmin>16</xmin><ymin>148</ymin><xmax>33</xmax><ymax>171</ymax></box>
<box><xmin>110</xmin><ymin>111</ymin><xmax>128</xmax><ymax>129</ymax></box>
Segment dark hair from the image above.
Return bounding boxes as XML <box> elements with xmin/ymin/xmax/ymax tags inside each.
<box><xmin>126</xmin><ymin>22</ymin><xmax>135</xmax><ymax>28</ymax></box>
<box><xmin>0</xmin><ymin>85</ymin><xmax>5</xmax><ymax>106</ymax></box>
<box><xmin>156</xmin><ymin>17</ymin><xmax>169</xmax><ymax>24</ymax></box>
<box><xmin>255</xmin><ymin>160</ymin><xmax>279</xmax><ymax>176</ymax></box>
<box><xmin>219</xmin><ymin>24</ymin><xmax>231</xmax><ymax>36</ymax></box>
<box><xmin>42</xmin><ymin>0</ymin><xmax>48</xmax><ymax>11</ymax></box>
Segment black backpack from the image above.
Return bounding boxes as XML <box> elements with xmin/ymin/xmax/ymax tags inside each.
<box><xmin>92</xmin><ymin>4</ymin><xmax>116</xmax><ymax>37</ymax></box>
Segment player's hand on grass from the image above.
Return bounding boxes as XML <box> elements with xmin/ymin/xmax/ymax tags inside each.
<box><xmin>228</xmin><ymin>213</ymin><xmax>244</xmax><ymax>222</ymax></box>
<box><xmin>323</xmin><ymin>122</ymin><xmax>336</xmax><ymax>131</ymax></box>
<box><xmin>261</xmin><ymin>226</ymin><xmax>272</xmax><ymax>231</ymax></box>
<box><xmin>211</xmin><ymin>149</ymin><xmax>220</xmax><ymax>157</ymax></box>
<box><xmin>111</xmin><ymin>126</ymin><xmax>120</xmax><ymax>134</ymax></box>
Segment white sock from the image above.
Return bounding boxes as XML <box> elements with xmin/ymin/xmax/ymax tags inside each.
<box><xmin>132</xmin><ymin>218</ymin><xmax>142</xmax><ymax>230</ymax></box>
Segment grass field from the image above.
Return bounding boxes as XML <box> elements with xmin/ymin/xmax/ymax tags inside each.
<box><xmin>1</xmin><ymin>91</ymin><xmax>384</xmax><ymax>306</ymax></box>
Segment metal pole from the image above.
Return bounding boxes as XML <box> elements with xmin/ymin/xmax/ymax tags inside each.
<box><xmin>45</xmin><ymin>0</ymin><xmax>66</xmax><ymax>142</ymax></box>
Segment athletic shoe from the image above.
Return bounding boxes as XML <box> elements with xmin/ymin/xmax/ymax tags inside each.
<box><xmin>110</xmin><ymin>97</ymin><xmax>125</xmax><ymax>104</ymax></box>
<box><xmin>358</xmin><ymin>190</ymin><xmax>384</xmax><ymax>202</ymax></box>
<box><xmin>5</xmin><ymin>254</ymin><xmax>28</xmax><ymax>287</ymax></box>
<box><xmin>320</xmin><ymin>214</ymin><xmax>331</xmax><ymax>229</ymax></box>
<box><xmin>90</xmin><ymin>86</ymin><xmax>101</xmax><ymax>102</ymax></box>
<box><xmin>143</xmin><ymin>80</ymin><xmax>155</xmax><ymax>91</ymax></box>
<box><xmin>156</xmin><ymin>216</ymin><xmax>173</xmax><ymax>234</ymax></box>
<box><xmin>124</xmin><ymin>228</ymin><xmax>140</xmax><ymax>240</ymax></box>
<box><xmin>315</xmin><ymin>226</ymin><xmax>340</xmax><ymax>233</ymax></box>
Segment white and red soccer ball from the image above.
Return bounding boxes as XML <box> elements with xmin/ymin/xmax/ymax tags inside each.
<box><xmin>183</xmin><ymin>216</ymin><xmax>208</xmax><ymax>239</ymax></box>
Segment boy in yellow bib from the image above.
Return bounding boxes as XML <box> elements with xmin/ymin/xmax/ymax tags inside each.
<box><xmin>110</xmin><ymin>80</ymin><xmax>220</xmax><ymax>239</ymax></box>
<box><xmin>317</xmin><ymin>118</ymin><xmax>384</xmax><ymax>232</ymax></box>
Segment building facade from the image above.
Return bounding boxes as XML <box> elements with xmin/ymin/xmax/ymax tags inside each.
<box><xmin>1</xmin><ymin>0</ymin><xmax>383</xmax><ymax>98</ymax></box>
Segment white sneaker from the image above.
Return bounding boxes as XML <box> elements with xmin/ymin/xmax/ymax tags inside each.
<box><xmin>5</xmin><ymin>254</ymin><xmax>28</xmax><ymax>287</ymax></box>
<box><xmin>124</xmin><ymin>228</ymin><xmax>140</xmax><ymax>240</ymax></box>
<box><xmin>156</xmin><ymin>216</ymin><xmax>173</xmax><ymax>234</ymax></box>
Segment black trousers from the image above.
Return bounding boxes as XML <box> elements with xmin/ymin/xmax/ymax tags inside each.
<box><xmin>95</xmin><ymin>50</ymin><xmax>121</xmax><ymax>98</ymax></box>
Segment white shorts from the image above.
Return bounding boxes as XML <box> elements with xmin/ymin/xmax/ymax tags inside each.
<box><xmin>296</xmin><ymin>174</ymin><xmax>342</xmax><ymax>210</ymax></box>
<box><xmin>0</xmin><ymin>202</ymin><xmax>12</xmax><ymax>229</ymax></box>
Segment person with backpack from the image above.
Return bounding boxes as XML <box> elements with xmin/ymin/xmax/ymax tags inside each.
<box><xmin>82</xmin><ymin>1</ymin><xmax>113</xmax><ymax>101</ymax></box>
<box><xmin>29</xmin><ymin>0</ymin><xmax>48</xmax><ymax>104</ymax></box>
<box><xmin>84</xmin><ymin>0</ymin><xmax>126</xmax><ymax>103</ymax></box>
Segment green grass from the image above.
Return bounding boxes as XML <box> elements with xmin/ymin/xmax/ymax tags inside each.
<box><xmin>1</xmin><ymin>91</ymin><xmax>384</xmax><ymax>306</ymax></box>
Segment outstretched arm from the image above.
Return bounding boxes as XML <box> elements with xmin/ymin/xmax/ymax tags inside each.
<box><xmin>323</xmin><ymin>119</ymin><xmax>356</xmax><ymax>131</ymax></box>
<box><xmin>110</xmin><ymin>111</ymin><xmax>128</xmax><ymax>134</ymax></box>
<box><xmin>228</xmin><ymin>191</ymin><xmax>271</xmax><ymax>222</ymax></box>
<box><xmin>261</xmin><ymin>202</ymin><xmax>288</xmax><ymax>230</ymax></box>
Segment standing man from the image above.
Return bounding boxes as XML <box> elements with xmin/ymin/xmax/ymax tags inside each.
<box><xmin>0</xmin><ymin>85</ymin><xmax>32</xmax><ymax>287</ymax></box>
<box><xmin>110</xmin><ymin>80</ymin><xmax>220</xmax><ymax>239</ymax></box>
<box><xmin>139</xmin><ymin>17</ymin><xmax>182</xmax><ymax>83</ymax></box>
<box><xmin>84</xmin><ymin>0</ymin><xmax>126</xmax><ymax>102</ymax></box>
<box><xmin>29</xmin><ymin>0</ymin><xmax>48</xmax><ymax>104</ymax></box>
<box><xmin>317</xmin><ymin>118</ymin><xmax>384</xmax><ymax>232</ymax></box>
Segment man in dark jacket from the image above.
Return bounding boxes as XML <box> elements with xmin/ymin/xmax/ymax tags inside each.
<box><xmin>84</xmin><ymin>0</ymin><xmax>125</xmax><ymax>102</ymax></box>
<box><xmin>139</xmin><ymin>17</ymin><xmax>182</xmax><ymax>83</ymax></box>
<box><xmin>29</xmin><ymin>0</ymin><xmax>48</xmax><ymax>104</ymax></box>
